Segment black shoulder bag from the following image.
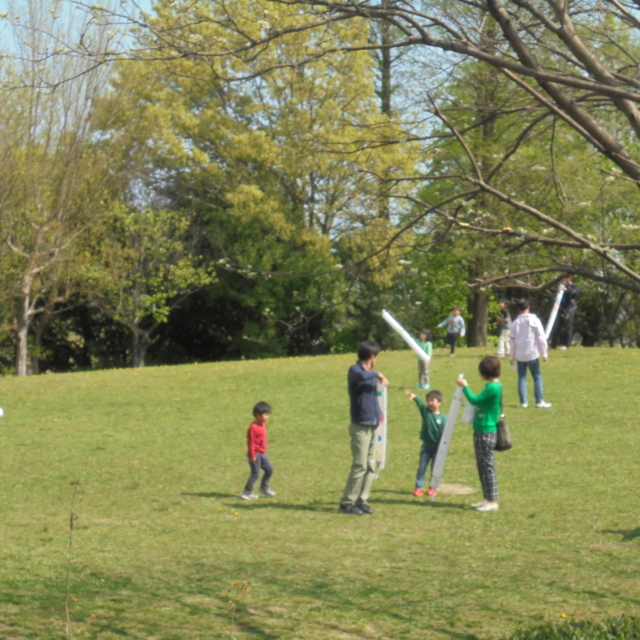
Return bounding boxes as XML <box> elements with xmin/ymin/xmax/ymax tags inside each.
<box><xmin>495</xmin><ymin>393</ymin><xmax>513</xmax><ymax>452</ymax></box>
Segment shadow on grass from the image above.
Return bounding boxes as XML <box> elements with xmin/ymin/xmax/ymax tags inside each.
<box><xmin>371</xmin><ymin>497</ymin><xmax>469</xmax><ymax>511</ymax></box>
<box><xmin>181</xmin><ymin>491</ymin><xmax>240</xmax><ymax>499</ymax></box>
<box><xmin>181</xmin><ymin>492</ymin><xmax>336</xmax><ymax>513</ymax></box>
<box><xmin>89</xmin><ymin>624</ymin><xmax>133</xmax><ymax>637</ymax></box>
<box><xmin>431</xmin><ymin>628</ymin><xmax>480</xmax><ymax>640</ymax></box>
<box><xmin>601</xmin><ymin>528</ymin><xmax>640</xmax><ymax>541</ymax></box>
<box><xmin>233</xmin><ymin>502</ymin><xmax>337</xmax><ymax>513</ymax></box>
<box><xmin>555</xmin><ymin>582</ymin><xmax>640</xmax><ymax>606</ymax></box>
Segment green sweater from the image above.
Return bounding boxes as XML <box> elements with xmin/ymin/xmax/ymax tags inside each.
<box><xmin>463</xmin><ymin>381</ymin><xmax>502</xmax><ymax>433</ymax></box>
<box><xmin>415</xmin><ymin>339</ymin><xmax>433</xmax><ymax>359</ymax></box>
<box><xmin>413</xmin><ymin>397</ymin><xmax>446</xmax><ymax>446</ymax></box>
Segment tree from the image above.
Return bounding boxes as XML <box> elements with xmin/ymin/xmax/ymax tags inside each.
<box><xmin>0</xmin><ymin>0</ymin><xmax>117</xmax><ymax>375</ymax></box>
<box><xmin>95</xmin><ymin>2</ymin><xmax>421</xmax><ymax>355</ymax></box>
<box><xmin>59</xmin><ymin>0</ymin><xmax>640</xmax><ymax>295</ymax></box>
<box><xmin>86</xmin><ymin>207</ymin><xmax>212</xmax><ymax>368</ymax></box>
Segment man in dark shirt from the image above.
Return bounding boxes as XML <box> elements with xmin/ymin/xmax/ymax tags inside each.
<box><xmin>339</xmin><ymin>341</ymin><xmax>389</xmax><ymax>516</ymax></box>
<box><xmin>551</xmin><ymin>275</ymin><xmax>580</xmax><ymax>350</ymax></box>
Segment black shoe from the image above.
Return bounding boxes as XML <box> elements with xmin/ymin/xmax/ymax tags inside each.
<box><xmin>338</xmin><ymin>504</ymin><xmax>363</xmax><ymax>516</ymax></box>
<box><xmin>356</xmin><ymin>503</ymin><xmax>372</xmax><ymax>515</ymax></box>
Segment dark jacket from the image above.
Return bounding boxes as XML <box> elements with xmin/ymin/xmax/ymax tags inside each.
<box><xmin>560</xmin><ymin>282</ymin><xmax>580</xmax><ymax>314</ymax></box>
<box><xmin>348</xmin><ymin>362</ymin><xmax>381</xmax><ymax>425</ymax></box>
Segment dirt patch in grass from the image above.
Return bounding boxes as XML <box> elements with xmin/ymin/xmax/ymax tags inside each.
<box><xmin>439</xmin><ymin>483</ymin><xmax>476</xmax><ymax>495</ymax></box>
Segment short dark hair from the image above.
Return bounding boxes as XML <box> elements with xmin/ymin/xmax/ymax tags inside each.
<box><xmin>453</xmin><ymin>306</ymin><xmax>462</xmax><ymax>312</ymax></box>
<box><xmin>253</xmin><ymin>401</ymin><xmax>272</xmax><ymax>416</ymax></box>
<box><xmin>357</xmin><ymin>340</ymin><xmax>381</xmax><ymax>361</ymax></box>
<box><xmin>419</xmin><ymin>329</ymin><xmax>432</xmax><ymax>340</ymax></box>
<box><xmin>499</xmin><ymin>298</ymin><xmax>509</xmax><ymax>305</ymax></box>
<box><xmin>516</xmin><ymin>298</ymin><xmax>530</xmax><ymax>312</ymax></box>
<box><xmin>479</xmin><ymin>356</ymin><xmax>501</xmax><ymax>379</ymax></box>
<box><xmin>426</xmin><ymin>389</ymin><xmax>443</xmax><ymax>403</ymax></box>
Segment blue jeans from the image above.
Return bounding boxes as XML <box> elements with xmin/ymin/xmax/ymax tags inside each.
<box><xmin>244</xmin><ymin>453</ymin><xmax>273</xmax><ymax>493</ymax></box>
<box><xmin>415</xmin><ymin>443</ymin><xmax>439</xmax><ymax>489</ymax></box>
<box><xmin>517</xmin><ymin>359</ymin><xmax>543</xmax><ymax>404</ymax></box>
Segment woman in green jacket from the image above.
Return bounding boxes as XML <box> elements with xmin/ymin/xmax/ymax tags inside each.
<box><xmin>457</xmin><ymin>356</ymin><xmax>502</xmax><ymax>512</ymax></box>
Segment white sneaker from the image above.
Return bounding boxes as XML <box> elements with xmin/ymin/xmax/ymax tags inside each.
<box><xmin>521</xmin><ymin>403</ymin><xmax>528</xmax><ymax>408</ymax></box>
<box><xmin>475</xmin><ymin>502</ymin><xmax>499</xmax><ymax>512</ymax></box>
<box><xmin>241</xmin><ymin>492</ymin><xmax>259</xmax><ymax>500</ymax></box>
<box><xmin>470</xmin><ymin>501</ymin><xmax>485</xmax><ymax>508</ymax></box>
<box><xmin>260</xmin><ymin>487</ymin><xmax>276</xmax><ymax>497</ymax></box>
<box><xmin>449</xmin><ymin>354</ymin><xmax>455</xmax><ymax>358</ymax></box>
<box><xmin>535</xmin><ymin>401</ymin><xmax>552</xmax><ymax>408</ymax></box>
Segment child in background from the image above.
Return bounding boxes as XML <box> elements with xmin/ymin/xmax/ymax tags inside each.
<box><xmin>405</xmin><ymin>389</ymin><xmax>446</xmax><ymax>497</ymax></box>
<box><xmin>438</xmin><ymin>306</ymin><xmax>466</xmax><ymax>357</ymax></box>
<box><xmin>415</xmin><ymin>329</ymin><xmax>433</xmax><ymax>390</ymax></box>
<box><xmin>241</xmin><ymin>401</ymin><xmax>276</xmax><ymax>500</ymax></box>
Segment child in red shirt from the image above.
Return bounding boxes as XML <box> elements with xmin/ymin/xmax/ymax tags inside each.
<box><xmin>241</xmin><ymin>401</ymin><xmax>276</xmax><ymax>500</ymax></box>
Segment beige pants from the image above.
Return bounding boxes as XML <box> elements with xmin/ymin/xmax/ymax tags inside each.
<box><xmin>497</xmin><ymin>329</ymin><xmax>511</xmax><ymax>356</ymax></box>
<box><xmin>341</xmin><ymin>422</ymin><xmax>380</xmax><ymax>506</ymax></box>
<box><xmin>418</xmin><ymin>359</ymin><xmax>430</xmax><ymax>386</ymax></box>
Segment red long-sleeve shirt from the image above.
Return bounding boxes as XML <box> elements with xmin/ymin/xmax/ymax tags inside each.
<box><xmin>247</xmin><ymin>422</ymin><xmax>267</xmax><ymax>458</ymax></box>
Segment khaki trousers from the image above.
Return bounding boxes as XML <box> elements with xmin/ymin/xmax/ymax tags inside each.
<box><xmin>497</xmin><ymin>329</ymin><xmax>511</xmax><ymax>356</ymax></box>
<box><xmin>341</xmin><ymin>422</ymin><xmax>380</xmax><ymax>506</ymax></box>
<box><xmin>418</xmin><ymin>359</ymin><xmax>430</xmax><ymax>386</ymax></box>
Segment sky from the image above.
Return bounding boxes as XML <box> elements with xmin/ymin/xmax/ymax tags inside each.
<box><xmin>0</xmin><ymin>0</ymin><xmax>156</xmax><ymax>55</ymax></box>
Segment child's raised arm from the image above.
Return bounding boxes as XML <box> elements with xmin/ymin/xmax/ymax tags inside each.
<box><xmin>404</xmin><ymin>389</ymin><xmax>416</xmax><ymax>401</ymax></box>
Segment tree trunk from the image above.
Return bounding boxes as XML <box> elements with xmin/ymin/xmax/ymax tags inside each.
<box><xmin>31</xmin><ymin>310</ymin><xmax>51</xmax><ymax>376</ymax></box>
<box><xmin>15</xmin><ymin>292</ymin><xmax>31</xmax><ymax>377</ymax></box>
<box><xmin>466</xmin><ymin>289</ymin><xmax>489</xmax><ymax>347</ymax></box>
<box><xmin>377</xmin><ymin>0</ymin><xmax>392</xmax><ymax>219</ymax></box>
<box><xmin>132</xmin><ymin>331</ymin><xmax>147</xmax><ymax>368</ymax></box>
<box><xmin>379</xmin><ymin>10</ymin><xmax>392</xmax><ymax>118</ymax></box>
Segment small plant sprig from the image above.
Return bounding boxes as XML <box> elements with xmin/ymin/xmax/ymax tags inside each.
<box><xmin>64</xmin><ymin>480</ymin><xmax>81</xmax><ymax>640</ymax></box>
<box><xmin>228</xmin><ymin>581</ymin><xmax>251</xmax><ymax>639</ymax></box>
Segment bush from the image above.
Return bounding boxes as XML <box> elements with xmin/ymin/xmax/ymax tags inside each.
<box><xmin>505</xmin><ymin>615</ymin><xmax>640</xmax><ymax>639</ymax></box>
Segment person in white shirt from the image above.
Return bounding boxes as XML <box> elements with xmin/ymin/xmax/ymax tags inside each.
<box><xmin>509</xmin><ymin>299</ymin><xmax>552</xmax><ymax>409</ymax></box>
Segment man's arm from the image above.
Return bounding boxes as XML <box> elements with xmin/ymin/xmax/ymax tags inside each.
<box><xmin>350</xmin><ymin>366</ymin><xmax>388</xmax><ymax>387</ymax></box>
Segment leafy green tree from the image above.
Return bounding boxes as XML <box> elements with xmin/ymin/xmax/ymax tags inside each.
<box><xmin>71</xmin><ymin>0</ymin><xmax>640</xmax><ymax>298</ymax></box>
<box><xmin>97</xmin><ymin>0</ymin><xmax>419</xmax><ymax>356</ymax></box>
<box><xmin>0</xmin><ymin>1</ymin><xmax>117</xmax><ymax>375</ymax></box>
<box><xmin>86</xmin><ymin>207</ymin><xmax>212</xmax><ymax>368</ymax></box>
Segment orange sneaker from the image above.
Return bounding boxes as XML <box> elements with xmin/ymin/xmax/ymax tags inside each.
<box><xmin>413</xmin><ymin>488</ymin><xmax>424</xmax><ymax>497</ymax></box>
<box><xmin>426</xmin><ymin>487</ymin><xmax>438</xmax><ymax>497</ymax></box>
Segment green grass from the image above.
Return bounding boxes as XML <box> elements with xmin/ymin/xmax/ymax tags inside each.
<box><xmin>0</xmin><ymin>347</ymin><xmax>639</xmax><ymax>639</ymax></box>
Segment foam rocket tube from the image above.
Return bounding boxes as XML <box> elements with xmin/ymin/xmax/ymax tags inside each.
<box><xmin>545</xmin><ymin>288</ymin><xmax>565</xmax><ymax>339</ymax></box>
<box><xmin>381</xmin><ymin>309</ymin><xmax>431</xmax><ymax>362</ymax></box>
<box><xmin>428</xmin><ymin>375</ymin><xmax>465</xmax><ymax>498</ymax></box>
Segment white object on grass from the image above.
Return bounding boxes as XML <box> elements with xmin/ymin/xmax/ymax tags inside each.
<box><xmin>374</xmin><ymin>382</ymin><xmax>388</xmax><ymax>475</ymax></box>
<box><xmin>381</xmin><ymin>309</ymin><xmax>430</xmax><ymax>362</ymax></box>
<box><xmin>429</xmin><ymin>375</ymin><xmax>465</xmax><ymax>499</ymax></box>
<box><xmin>0</xmin><ymin>407</ymin><xmax>3</xmax><ymax>417</ymax></box>
<box><xmin>545</xmin><ymin>288</ymin><xmax>565</xmax><ymax>339</ymax></box>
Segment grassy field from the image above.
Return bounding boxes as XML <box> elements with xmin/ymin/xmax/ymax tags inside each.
<box><xmin>0</xmin><ymin>347</ymin><xmax>639</xmax><ymax>639</ymax></box>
